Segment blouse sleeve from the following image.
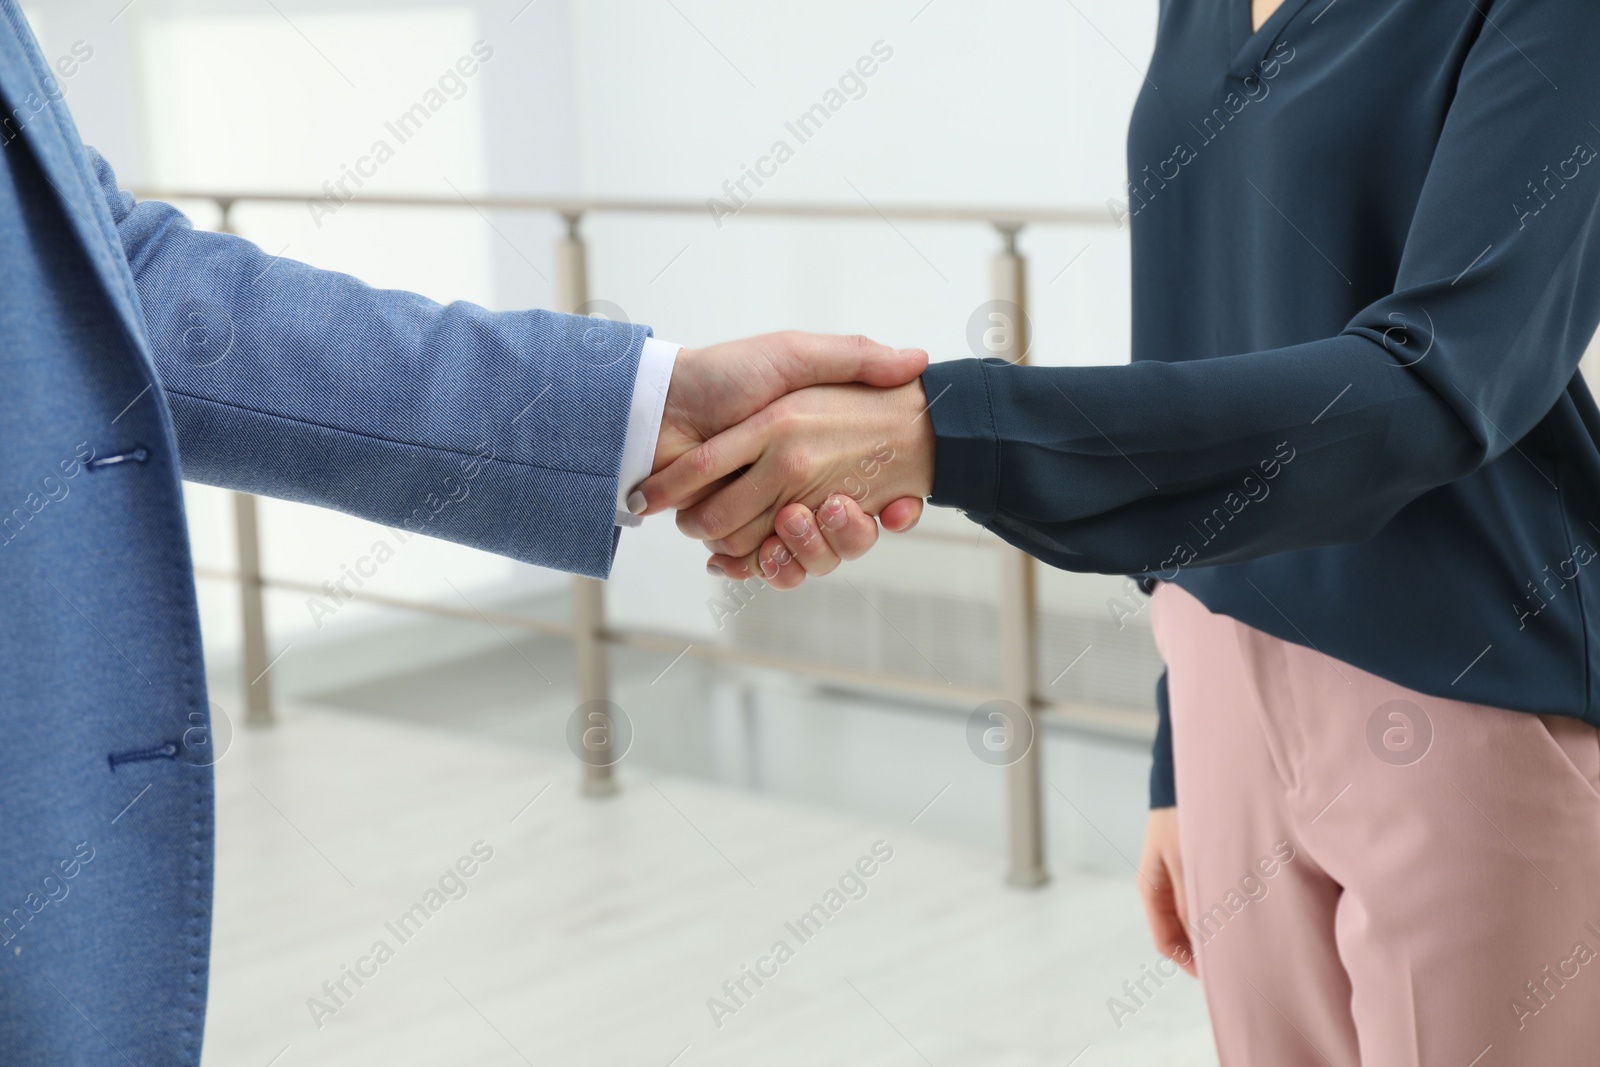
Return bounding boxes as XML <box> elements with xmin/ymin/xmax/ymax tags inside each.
<box><xmin>921</xmin><ymin>0</ymin><xmax>1600</xmax><ymax>576</ymax></box>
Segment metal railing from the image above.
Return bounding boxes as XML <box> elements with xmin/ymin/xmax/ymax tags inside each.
<box><xmin>145</xmin><ymin>187</ymin><xmax>1140</xmax><ymax>888</ymax></box>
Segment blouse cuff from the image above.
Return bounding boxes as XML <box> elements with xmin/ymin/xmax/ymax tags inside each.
<box><xmin>921</xmin><ymin>357</ymin><xmax>1002</xmax><ymax>525</ymax></box>
<box><xmin>1150</xmin><ymin>670</ymin><xmax>1176</xmax><ymax>809</ymax></box>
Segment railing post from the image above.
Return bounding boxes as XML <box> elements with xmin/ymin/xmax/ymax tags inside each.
<box><xmin>234</xmin><ymin>491</ymin><xmax>274</xmax><ymax>726</ymax></box>
<box><xmin>214</xmin><ymin>199</ymin><xmax>276</xmax><ymax>728</ymax></box>
<box><xmin>992</xmin><ymin>222</ymin><xmax>1048</xmax><ymax>888</ymax></box>
<box><xmin>557</xmin><ymin>213</ymin><xmax>619</xmax><ymax>796</ymax></box>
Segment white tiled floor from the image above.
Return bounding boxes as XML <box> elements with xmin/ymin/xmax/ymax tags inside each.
<box><xmin>201</xmin><ymin>703</ymin><xmax>1217</xmax><ymax>1066</ymax></box>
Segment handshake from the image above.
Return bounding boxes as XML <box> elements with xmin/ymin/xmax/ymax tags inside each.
<box><xmin>627</xmin><ymin>331</ymin><xmax>936</xmax><ymax>589</ymax></box>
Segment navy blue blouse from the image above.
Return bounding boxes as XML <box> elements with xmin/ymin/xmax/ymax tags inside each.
<box><xmin>920</xmin><ymin>0</ymin><xmax>1600</xmax><ymax>806</ymax></box>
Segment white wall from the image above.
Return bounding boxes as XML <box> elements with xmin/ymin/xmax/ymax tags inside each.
<box><xmin>22</xmin><ymin>0</ymin><xmax>1155</xmax><ymax>656</ymax></box>
<box><xmin>569</xmin><ymin>1</ymin><xmax>1152</xmax><ymax>632</ymax></box>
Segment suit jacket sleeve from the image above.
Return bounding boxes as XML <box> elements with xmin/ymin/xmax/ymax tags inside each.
<box><xmin>90</xmin><ymin>148</ymin><xmax>646</xmax><ymax>579</ymax></box>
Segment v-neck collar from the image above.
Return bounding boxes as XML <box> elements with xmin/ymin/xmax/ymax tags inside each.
<box><xmin>1228</xmin><ymin>0</ymin><xmax>1316</xmax><ymax>76</ymax></box>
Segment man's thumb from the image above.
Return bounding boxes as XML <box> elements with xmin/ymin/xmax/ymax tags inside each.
<box><xmin>852</xmin><ymin>346</ymin><xmax>928</xmax><ymax>387</ymax></box>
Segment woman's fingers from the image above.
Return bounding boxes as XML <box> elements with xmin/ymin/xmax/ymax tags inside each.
<box><xmin>1169</xmin><ymin>840</ymin><xmax>1191</xmax><ymax>967</ymax></box>
<box><xmin>633</xmin><ymin>419</ymin><xmax>764</xmax><ymax>516</ymax></box>
<box><xmin>879</xmin><ymin>496</ymin><xmax>924</xmax><ymax>533</ymax></box>
<box><xmin>680</xmin><ymin>452</ymin><xmax>789</xmax><ymax>545</ymax></box>
<box><xmin>1140</xmin><ymin>881</ymin><xmax>1195</xmax><ymax>978</ymax></box>
<box><xmin>1137</xmin><ymin>808</ymin><xmax>1196</xmax><ymax>977</ymax></box>
<box><xmin>667</xmin><ymin>474</ymin><xmax>738</xmax><ymax>514</ymax></box>
<box><xmin>700</xmin><ymin>498</ymin><xmax>783</xmax><ymax>559</ymax></box>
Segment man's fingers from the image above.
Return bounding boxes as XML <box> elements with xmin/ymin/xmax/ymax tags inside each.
<box><xmin>704</xmin><ymin>486</ymin><xmax>874</xmax><ymax>560</ymax></box>
<box><xmin>635</xmin><ymin>422</ymin><xmax>760</xmax><ymax>516</ymax></box>
<box><xmin>879</xmin><ymin>496</ymin><xmax>924</xmax><ymax>533</ymax></box>
<box><xmin>815</xmin><ymin>495</ymin><xmax>878</xmax><ymax>561</ymax></box>
<box><xmin>755</xmin><ymin>536</ymin><xmax>805</xmax><ymax>589</ymax></box>
<box><xmin>707</xmin><ymin>537</ymin><xmax>794</xmax><ymax>585</ymax></box>
<box><xmin>771</xmin><ymin>503</ymin><xmax>842</xmax><ymax>577</ymax></box>
<box><xmin>778</xmin><ymin>332</ymin><xmax>928</xmax><ymax>390</ymax></box>
<box><xmin>706</xmin><ymin>551</ymin><xmax>755</xmax><ymax>581</ymax></box>
<box><xmin>714</xmin><ymin>496</ymin><xmax>879</xmax><ymax>586</ymax></box>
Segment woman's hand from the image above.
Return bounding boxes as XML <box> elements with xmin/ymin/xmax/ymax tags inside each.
<box><xmin>1138</xmin><ymin>807</ymin><xmax>1196</xmax><ymax>977</ymax></box>
<box><xmin>635</xmin><ymin>381</ymin><xmax>936</xmax><ymax>560</ymax></box>
<box><xmin>646</xmin><ymin>333</ymin><xmax>928</xmax><ymax>484</ymax></box>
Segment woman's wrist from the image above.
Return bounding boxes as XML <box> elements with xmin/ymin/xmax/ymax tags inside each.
<box><xmin>885</xmin><ymin>379</ymin><xmax>936</xmax><ymax>502</ymax></box>
<box><xmin>812</xmin><ymin>380</ymin><xmax>934</xmax><ymax>514</ymax></box>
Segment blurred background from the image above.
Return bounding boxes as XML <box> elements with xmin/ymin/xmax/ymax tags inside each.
<box><xmin>32</xmin><ymin>2</ymin><xmax>1582</xmax><ymax>1064</ymax></box>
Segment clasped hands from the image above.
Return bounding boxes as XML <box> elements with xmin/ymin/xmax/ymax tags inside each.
<box><xmin>629</xmin><ymin>332</ymin><xmax>934</xmax><ymax>589</ymax></box>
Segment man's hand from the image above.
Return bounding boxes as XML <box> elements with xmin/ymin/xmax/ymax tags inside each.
<box><xmin>628</xmin><ymin>332</ymin><xmax>927</xmax><ymax>517</ymax></box>
<box><xmin>706</xmin><ymin>493</ymin><xmax>924</xmax><ymax>585</ymax></box>
<box><xmin>634</xmin><ymin>380</ymin><xmax>936</xmax><ymax>563</ymax></box>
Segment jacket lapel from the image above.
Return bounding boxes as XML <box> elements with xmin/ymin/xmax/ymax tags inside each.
<box><xmin>0</xmin><ymin>1</ymin><xmax>156</xmax><ymax>366</ymax></box>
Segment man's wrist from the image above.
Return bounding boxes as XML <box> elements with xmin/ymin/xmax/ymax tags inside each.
<box><xmin>651</xmin><ymin>345</ymin><xmax>700</xmax><ymax>474</ymax></box>
<box><xmin>615</xmin><ymin>337</ymin><xmax>680</xmax><ymax>526</ymax></box>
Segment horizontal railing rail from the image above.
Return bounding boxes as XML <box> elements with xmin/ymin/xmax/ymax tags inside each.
<box><xmin>136</xmin><ymin>187</ymin><xmax>1113</xmax><ymax>228</ymax></box>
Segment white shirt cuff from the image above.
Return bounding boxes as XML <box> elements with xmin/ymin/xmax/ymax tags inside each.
<box><xmin>615</xmin><ymin>336</ymin><xmax>681</xmax><ymax>527</ymax></box>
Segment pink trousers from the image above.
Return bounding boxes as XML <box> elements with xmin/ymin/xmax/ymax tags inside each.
<box><xmin>1150</xmin><ymin>582</ymin><xmax>1600</xmax><ymax>1066</ymax></box>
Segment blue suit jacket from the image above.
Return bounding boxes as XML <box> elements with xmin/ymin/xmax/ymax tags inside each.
<box><xmin>0</xmin><ymin>5</ymin><xmax>647</xmax><ymax>1062</ymax></box>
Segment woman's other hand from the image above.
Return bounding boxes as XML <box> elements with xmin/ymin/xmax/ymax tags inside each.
<box><xmin>1138</xmin><ymin>807</ymin><xmax>1196</xmax><ymax>977</ymax></box>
